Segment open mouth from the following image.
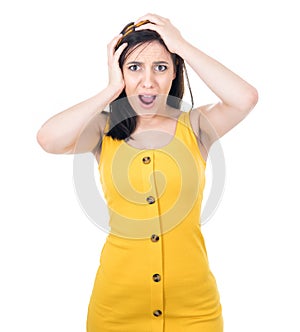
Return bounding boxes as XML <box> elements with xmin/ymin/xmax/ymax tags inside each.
<box><xmin>138</xmin><ymin>95</ymin><xmax>156</xmax><ymax>105</ymax></box>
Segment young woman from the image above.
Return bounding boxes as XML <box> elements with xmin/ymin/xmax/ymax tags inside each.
<box><xmin>37</xmin><ymin>13</ymin><xmax>258</xmax><ymax>332</ymax></box>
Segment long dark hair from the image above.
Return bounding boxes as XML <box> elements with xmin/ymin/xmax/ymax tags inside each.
<box><xmin>105</xmin><ymin>25</ymin><xmax>192</xmax><ymax>140</ymax></box>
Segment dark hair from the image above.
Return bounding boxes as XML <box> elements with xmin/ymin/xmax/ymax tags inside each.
<box><xmin>105</xmin><ymin>26</ymin><xmax>190</xmax><ymax>140</ymax></box>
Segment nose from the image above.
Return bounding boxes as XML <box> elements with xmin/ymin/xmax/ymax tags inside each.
<box><xmin>141</xmin><ymin>68</ymin><xmax>155</xmax><ymax>88</ymax></box>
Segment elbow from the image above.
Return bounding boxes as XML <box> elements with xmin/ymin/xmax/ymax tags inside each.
<box><xmin>234</xmin><ymin>86</ymin><xmax>258</xmax><ymax>115</ymax></box>
<box><xmin>36</xmin><ymin>127</ymin><xmax>65</xmax><ymax>154</ymax></box>
<box><xmin>36</xmin><ymin>127</ymin><xmax>53</xmax><ymax>153</ymax></box>
<box><xmin>36</xmin><ymin>127</ymin><xmax>73</xmax><ymax>154</ymax></box>
<box><xmin>248</xmin><ymin>86</ymin><xmax>259</xmax><ymax>110</ymax></box>
<box><xmin>242</xmin><ymin>86</ymin><xmax>259</xmax><ymax>113</ymax></box>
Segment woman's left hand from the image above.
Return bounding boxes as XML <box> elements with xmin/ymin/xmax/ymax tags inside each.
<box><xmin>135</xmin><ymin>13</ymin><xmax>186</xmax><ymax>54</ymax></box>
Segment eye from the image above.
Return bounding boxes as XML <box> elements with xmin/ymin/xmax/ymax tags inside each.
<box><xmin>154</xmin><ymin>64</ymin><xmax>168</xmax><ymax>72</ymax></box>
<box><xmin>128</xmin><ymin>64</ymin><xmax>141</xmax><ymax>71</ymax></box>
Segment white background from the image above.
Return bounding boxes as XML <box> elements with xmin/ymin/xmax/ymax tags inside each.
<box><xmin>1</xmin><ymin>0</ymin><xmax>300</xmax><ymax>331</ymax></box>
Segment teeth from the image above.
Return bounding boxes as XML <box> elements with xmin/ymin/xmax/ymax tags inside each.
<box><xmin>141</xmin><ymin>95</ymin><xmax>154</xmax><ymax>100</ymax></box>
<box><xmin>139</xmin><ymin>95</ymin><xmax>156</xmax><ymax>105</ymax></box>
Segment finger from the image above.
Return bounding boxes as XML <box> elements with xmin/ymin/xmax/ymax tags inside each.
<box><xmin>135</xmin><ymin>13</ymin><xmax>166</xmax><ymax>25</ymax></box>
<box><xmin>107</xmin><ymin>34</ymin><xmax>123</xmax><ymax>56</ymax></box>
<box><xmin>135</xmin><ymin>22</ymin><xmax>160</xmax><ymax>33</ymax></box>
<box><xmin>135</xmin><ymin>23</ymin><xmax>164</xmax><ymax>38</ymax></box>
<box><xmin>107</xmin><ymin>34</ymin><xmax>121</xmax><ymax>53</ymax></box>
<box><xmin>108</xmin><ymin>42</ymin><xmax>127</xmax><ymax>66</ymax></box>
<box><xmin>109</xmin><ymin>34</ymin><xmax>123</xmax><ymax>47</ymax></box>
<box><xmin>114</xmin><ymin>42</ymin><xmax>128</xmax><ymax>56</ymax></box>
<box><xmin>135</xmin><ymin>13</ymin><xmax>166</xmax><ymax>22</ymax></box>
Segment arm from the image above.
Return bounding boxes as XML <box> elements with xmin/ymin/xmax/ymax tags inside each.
<box><xmin>136</xmin><ymin>14</ymin><xmax>258</xmax><ymax>146</ymax></box>
<box><xmin>36</xmin><ymin>35</ymin><xmax>127</xmax><ymax>154</ymax></box>
<box><xmin>176</xmin><ymin>41</ymin><xmax>258</xmax><ymax>144</ymax></box>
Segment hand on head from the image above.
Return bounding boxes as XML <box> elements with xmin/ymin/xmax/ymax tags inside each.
<box><xmin>134</xmin><ymin>13</ymin><xmax>184</xmax><ymax>54</ymax></box>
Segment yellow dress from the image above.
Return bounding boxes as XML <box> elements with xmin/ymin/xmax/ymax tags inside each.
<box><xmin>86</xmin><ymin>110</ymin><xmax>223</xmax><ymax>332</ymax></box>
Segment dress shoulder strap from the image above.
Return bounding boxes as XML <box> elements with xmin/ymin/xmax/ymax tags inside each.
<box><xmin>177</xmin><ymin>110</ymin><xmax>193</xmax><ymax>132</ymax></box>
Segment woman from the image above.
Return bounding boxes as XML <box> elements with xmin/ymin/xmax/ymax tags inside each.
<box><xmin>37</xmin><ymin>13</ymin><xmax>258</xmax><ymax>332</ymax></box>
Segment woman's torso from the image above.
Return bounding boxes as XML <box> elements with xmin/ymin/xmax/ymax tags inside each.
<box><xmin>93</xmin><ymin>109</ymin><xmax>208</xmax><ymax>164</ymax></box>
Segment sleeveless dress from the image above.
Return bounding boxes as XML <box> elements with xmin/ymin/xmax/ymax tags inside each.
<box><xmin>86</xmin><ymin>110</ymin><xmax>223</xmax><ymax>332</ymax></box>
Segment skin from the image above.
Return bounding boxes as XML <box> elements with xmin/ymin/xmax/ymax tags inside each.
<box><xmin>135</xmin><ymin>14</ymin><xmax>258</xmax><ymax>154</ymax></box>
<box><xmin>36</xmin><ymin>13</ymin><xmax>258</xmax><ymax>163</ymax></box>
<box><xmin>122</xmin><ymin>41</ymin><xmax>176</xmax><ymax>118</ymax></box>
<box><xmin>121</xmin><ymin>40</ymin><xmax>182</xmax><ymax>149</ymax></box>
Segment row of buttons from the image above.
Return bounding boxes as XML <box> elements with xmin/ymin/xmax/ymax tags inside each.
<box><xmin>151</xmin><ymin>233</ymin><xmax>162</xmax><ymax>317</ymax></box>
<box><xmin>144</xmin><ymin>155</ymin><xmax>162</xmax><ymax>318</ymax></box>
<box><xmin>143</xmin><ymin>156</ymin><xmax>156</xmax><ymax>205</ymax></box>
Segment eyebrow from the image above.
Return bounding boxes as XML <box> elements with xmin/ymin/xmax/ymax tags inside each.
<box><xmin>125</xmin><ymin>61</ymin><xmax>170</xmax><ymax>65</ymax></box>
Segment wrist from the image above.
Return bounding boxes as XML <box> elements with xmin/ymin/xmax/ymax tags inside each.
<box><xmin>171</xmin><ymin>38</ymin><xmax>190</xmax><ymax>57</ymax></box>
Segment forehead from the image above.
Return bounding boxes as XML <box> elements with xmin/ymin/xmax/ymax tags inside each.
<box><xmin>125</xmin><ymin>41</ymin><xmax>173</xmax><ymax>62</ymax></box>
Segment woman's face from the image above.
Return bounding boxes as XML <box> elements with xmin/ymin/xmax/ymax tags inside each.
<box><xmin>122</xmin><ymin>41</ymin><xmax>176</xmax><ymax>116</ymax></box>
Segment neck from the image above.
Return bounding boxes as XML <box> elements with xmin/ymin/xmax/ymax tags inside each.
<box><xmin>136</xmin><ymin>107</ymin><xmax>181</xmax><ymax>130</ymax></box>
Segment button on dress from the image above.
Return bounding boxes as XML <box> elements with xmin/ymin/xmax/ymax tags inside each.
<box><xmin>86</xmin><ymin>110</ymin><xmax>223</xmax><ymax>331</ymax></box>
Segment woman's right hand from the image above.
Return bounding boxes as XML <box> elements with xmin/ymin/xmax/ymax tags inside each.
<box><xmin>107</xmin><ymin>35</ymin><xmax>127</xmax><ymax>94</ymax></box>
